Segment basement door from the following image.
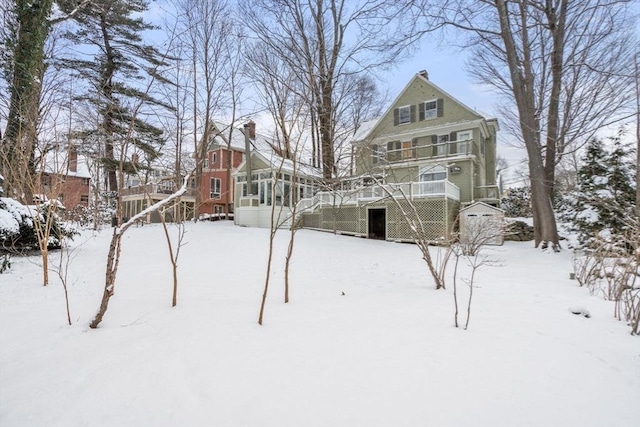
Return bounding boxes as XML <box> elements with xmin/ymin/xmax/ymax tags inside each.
<box><xmin>368</xmin><ymin>208</ymin><xmax>386</xmax><ymax>240</ymax></box>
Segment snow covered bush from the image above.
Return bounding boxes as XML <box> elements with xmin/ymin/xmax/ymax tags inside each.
<box><xmin>1</xmin><ymin>197</ymin><xmax>36</xmax><ymax>251</ymax></box>
<box><xmin>0</xmin><ymin>197</ymin><xmax>77</xmax><ymax>252</ymax></box>
<box><xmin>501</xmin><ymin>186</ymin><xmax>532</xmax><ymax>218</ymax></box>
<box><xmin>572</xmin><ymin>225</ymin><xmax>640</xmax><ymax>335</ymax></box>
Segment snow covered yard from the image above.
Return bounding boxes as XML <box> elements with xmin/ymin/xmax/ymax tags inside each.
<box><xmin>1</xmin><ymin>221</ymin><xmax>638</xmax><ymax>427</ymax></box>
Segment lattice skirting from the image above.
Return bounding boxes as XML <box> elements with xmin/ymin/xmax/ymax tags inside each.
<box><xmin>300</xmin><ymin>198</ymin><xmax>460</xmax><ymax>242</ymax></box>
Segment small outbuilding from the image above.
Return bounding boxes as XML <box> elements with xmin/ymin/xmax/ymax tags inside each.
<box><xmin>459</xmin><ymin>202</ymin><xmax>504</xmax><ymax>246</ymax></box>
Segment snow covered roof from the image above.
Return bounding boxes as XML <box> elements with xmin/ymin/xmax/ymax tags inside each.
<box><xmin>40</xmin><ymin>147</ymin><xmax>91</xmax><ymax>179</ymax></box>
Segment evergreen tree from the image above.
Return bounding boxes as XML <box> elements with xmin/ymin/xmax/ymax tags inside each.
<box><xmin>501</xmin><ymin>186</ymin><xmax>532</xmax><ymax>218</ymax></box>
<box><xmin>562</xmin><ymin>137</ymin><xmax>636</xmax><ymax>247</ymax></box>
<box><xmin>63</xmin><ymin>0</ymin><xmax>170</xmax><ymax>198</ymax></box>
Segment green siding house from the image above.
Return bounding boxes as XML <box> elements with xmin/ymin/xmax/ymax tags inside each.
<box><xmin>298</xmin><ymin>71</ymin><xmax>500</xmax><ymax>242</ymax></box>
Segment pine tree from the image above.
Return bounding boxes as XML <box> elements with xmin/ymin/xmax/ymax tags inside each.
<box><xmin>564</xmin><ymin>137</ymin><xmax>637</xmax><ymax>247</ymax></box>
<box><xmin>501</xmin><ymin>186</ymin><xmax>532</xmax><ymax>218</ymax></box>
<box><xmin>63</xmin><ymin>0</ymin><xmax>170</xmax><ymax>200</ymax></box>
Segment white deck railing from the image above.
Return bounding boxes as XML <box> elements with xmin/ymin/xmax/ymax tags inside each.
<box><xmin>297</xmin><ymin>180</ymin><xmax>460</xmax><ymax>212</ymax></box>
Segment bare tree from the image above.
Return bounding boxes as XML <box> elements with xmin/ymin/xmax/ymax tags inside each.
<box><xmin>172</xmin><ymin>0</ymin><xmax>233</xmax><ymax>220</ymax></box>
<box><xmin>90</xmin><ymin>173</ymin><xmax>191</xmax><ymax>328</ymax></box>
<box><xmin>159</xmin><ymin>209</ymin><xmax>187</xmax><ymax>307</ymax></box>
<box><xmin>241</xmin><ymin>0</ymin><xmax>401</xmax><ymax>180</ymax></box>
<box><xmin>451</xmin><ymin>215</ymin><xmax>506</xmax><ymax>329</ymax></box>
<box><xmin>402</xmin><ymin>0</ymin><xmax>636</xmax><ymax>250</ymax></box>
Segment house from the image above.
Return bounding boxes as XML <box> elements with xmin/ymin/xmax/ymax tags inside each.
<box><xmin>120</xmin><ymin>168</ymin><xmax>197</xmax><ymax>223</ymax></box>
<box><xmin>37</xmin><ymin>146</ymin><xmax>91</xmax><ymax>210</ymax></box>
<box><xmin>233</xmin><ymin>126</ymin><xmax>322</xmax><ymax>229</ymax></box>
<box><xmin>198</xmin><ymin>122</ymin><xmax>247</xmax><ymax>219</ymax></box>
<box><xmin>298</xmin><ymin>71</ymin><xmax>500</xmax><ymax>242</ymax></box>
<box><xmin>120</xmin><ymin>121</ymin><xmax>247</xmax><ymax>223</ymax></box>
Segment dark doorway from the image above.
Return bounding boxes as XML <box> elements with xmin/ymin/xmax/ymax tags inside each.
<box><xmin>368</xmin><ymin>208</ymin><xmax>386</xmax><ymax>240</ymax></box>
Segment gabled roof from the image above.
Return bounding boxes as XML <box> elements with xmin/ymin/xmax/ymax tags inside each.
<box><xmin>209</xmin><ymin>121</ymin><xmax>275</xmax><ymax>154</ymax></box>
<box><xmin>460</xmin><ymin>201</ymin><xmax>504</xmax><ymax>213</ymax></box>
<box><xmin>352</xmin><ymin>72</ymin><xmax>495</xmax><ymax>143</ymax></box>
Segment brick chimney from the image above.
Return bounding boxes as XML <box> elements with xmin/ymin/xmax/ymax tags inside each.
<box><xmin>68</xmin><ymin>146</ymin><xmax>78</xmax><ymax>173</ymax></box>
<box><xmin>246</xmin><ymin>121</ymin><xmax>256</xmax><ymax>139</ymax></box>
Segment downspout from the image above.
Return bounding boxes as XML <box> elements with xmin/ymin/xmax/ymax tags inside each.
<box><xmin>243</xmin><ymin>123</ymin><xmax>253</xmax><ymax>195</ymax></box>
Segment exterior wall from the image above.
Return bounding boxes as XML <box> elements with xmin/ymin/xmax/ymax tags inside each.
<box><xmin>200</xmin><ymin>147</ymin><xmax>244</xmax><ymax>216</ymax></box>
<box><xmin>38</xmin><ymin>173</ymin><xmax>90</xmax><ymax>210</ymax></box>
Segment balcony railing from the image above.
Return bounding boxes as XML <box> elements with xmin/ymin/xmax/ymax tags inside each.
<box><xmin>121</xmin><ymin>183</ymin><xmax>197</xmax><ymax>198</ymax></box>
<box><xmin>297</xmin><ymin>180</ymin><xmax>460</xmax><ymax>211</ymax></box>
<box><xmin>382</xmin><ymin>138</ymin><xmax>475</xmax><ymax>164</ymax></box>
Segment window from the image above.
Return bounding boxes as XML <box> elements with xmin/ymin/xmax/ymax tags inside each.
<box><xmin>203</xmin><ymin>158</ymin><xmax>209</xmax><ymax>169</ymax></box>
<box><xmin>387</xmin><ymin>140</ymin><xmax>401</xmax><ymax>162</ymax></box>
<box><xmin>398</xmin><ymin>106</ymin><xmax>410</xmax><ymax>124</ymax></box>
<box><xmin>457</xmin><ymin>131</ymin><xmax>472</xmax><ymax>154</ymax></box>
<box><xmin>371</xmin><ymin>145</ymin><xmax>383</xmax><ymax>164</ymax></box>
<box><xmin>394</xmin><ymin>105</ymin><xmax>415</xmax><ymax>125</ymax></box>
<box><xmin>210</xmin><ymin>177</ymin><xmax>221</xmax><ymax>199</ymax></box>
<box><xmin>82</xmin><ymin>178</ymin><xmax>90</xmax><ymax>186</ymax></box>
<box><xmin>419</xmin><ymin>165</ymin><xmax>447</xmax><ymax>182</ymax></box>
<box><xmin>80</xmin><ymin>195</ymin><xmax>89</xmax><ymax>203</ymax></box>
<box><xmin>435</xmin><ymin>134</ymin><xmax>449</xmax><ymax>157</ymax></box>
<box><xmin>423</xmin><ymin>100</ymin><xmax>437</xmax><ymax>120</ymax></box>
<box><xmin>212</xmin><ymin>152</ymin><xmax>218</xmax><ymax>165</ymax></box>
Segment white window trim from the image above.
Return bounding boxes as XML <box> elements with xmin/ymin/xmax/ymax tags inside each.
<box><xmin>210</xmin><ymin>177</ymin><xmax>221</xmax><ymax>199</ymax></box>
<box><xmin>423</xmin><ymin>99</ymin><xmax>438</xmax><ymax>120</ymax></box>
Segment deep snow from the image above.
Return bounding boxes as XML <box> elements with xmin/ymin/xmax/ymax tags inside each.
<box><xmin>1</xmin><ymin>221</ymin><xmax>638</xmax><ymax>427</ymax></box>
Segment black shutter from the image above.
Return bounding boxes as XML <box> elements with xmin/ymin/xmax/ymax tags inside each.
<box><xmin>437</xmin><ymin>98</ymin><xmax>444</xmax><ymax>117</ymax></box>
<box><xmin>393</xmin><ymin>108</ymin><xmax>399</xmax><ymax>125</ymax></box>
<box><xmin>419</xmin><ymin>102</ymin><xmax>425</xmax><ymax>121</ymax></box>
<box><xmin>410</xmin><ymin>105</ymin><xmax>417</xmax><ymax>122</ymax></box>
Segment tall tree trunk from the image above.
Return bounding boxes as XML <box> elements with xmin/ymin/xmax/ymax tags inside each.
<box><xmin>543</xmin><ymin>0</ymin><xmax>568</xmax><ymax>201</ymax></box>
<box><xmin>2</xmin><ymin>0</ymin><xmax>53</xmax><ymax>202</ymax></box>
<box><xmin>496</xmin><ymin>0</ymin><xmax>559</xmax><ymax>249</ymax></box>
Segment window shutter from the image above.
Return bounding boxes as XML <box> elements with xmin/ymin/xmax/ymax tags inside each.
<box><xmin>393</xmin><ymin>108</ymin><xmax>399</xmax><ymax>125</ymax></box>
<box><xmin>410</xmin><ymin>105</ymin><xmax>417</xmax><ymax>122</ymax></box>
<box><xmin>450</xmin><ymin>131</ymin><xmax>457</xmax><ymax>141</ymax></box>
<box><xmin>431</xmin><ymin>135</ymin><xmax>438</xmax><ymax>156</ymax></box>
<box><xmin>418</xmin><ymin>102</ymin><xmax>425</xmax><ymax>121</ymax></box>
<box><xmin>437</xmin><ymin>98</ymin><xmax>444</xmax><ymax>117</ymax></box>
<box><xmin>450</xmin><ymin>132</ymin><xmax>457</xmax><ymax>154</ymax></box>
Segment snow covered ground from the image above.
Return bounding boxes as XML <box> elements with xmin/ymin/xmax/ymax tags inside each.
<box><xmin>1</xmin><ymin>221</ymin><xmax>638</xmax><ymax>427</ymax></box>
